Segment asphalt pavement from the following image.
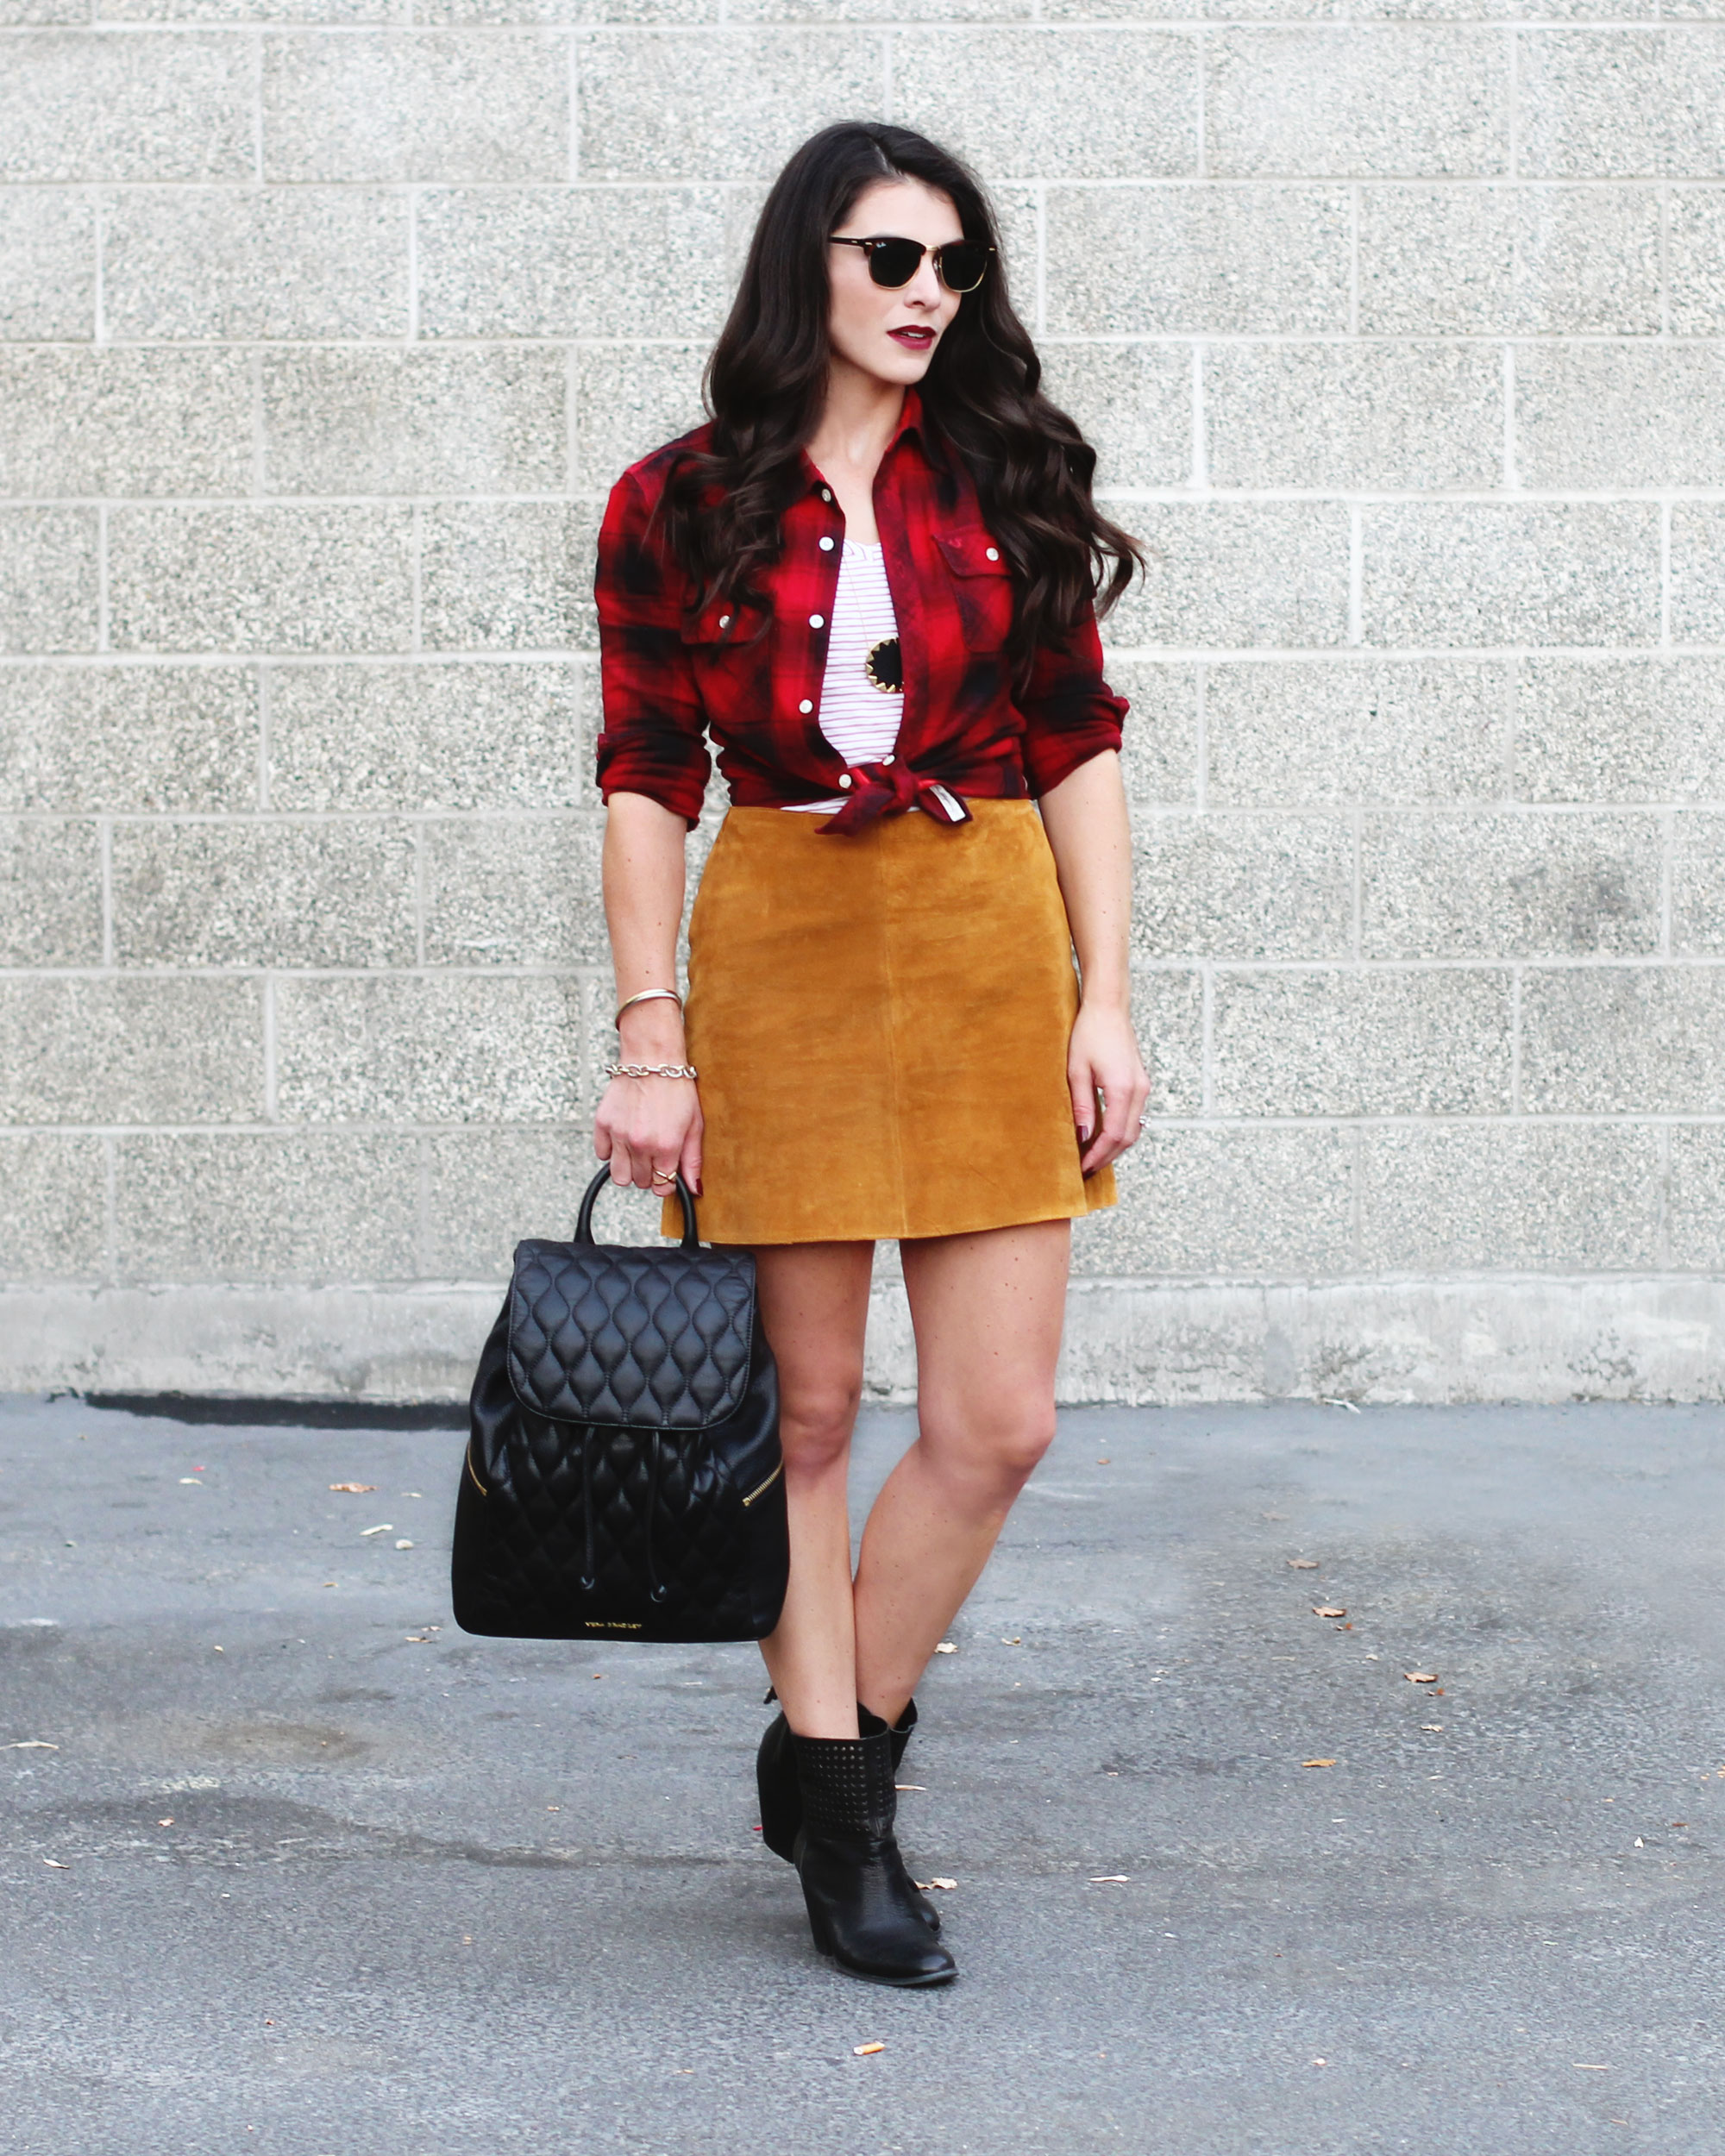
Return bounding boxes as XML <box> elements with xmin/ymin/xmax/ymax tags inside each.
<box><xmin>3</xmin><ymin>1390</ymin><xmax>1722</xmax><ymax>2155</ymax></box>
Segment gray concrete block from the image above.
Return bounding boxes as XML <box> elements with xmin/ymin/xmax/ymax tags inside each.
<box><xmin>0</xmin><ymin>189</ymin><xmax>95</xmax><ymax>341</ymax></box>
<box><xmin>1358</xmin><ymin>183</ymin><xmax>1661</xmax><ymax>336</ymax></box>
<box><xmin>1670</xmin><ymin>506</ymin><xmax>1725</xmax><ymax>645</ymax></box>
<box><xmin>730</xmin><ymin>0</ymin><xmax>1029</xmax><ymax>19</ymax></box>
<box><xmin>1038</xmin><ymin>344</ymin><xmax>1191</xmax><ymax>491</ymax></box>
<box><xmin>421</xmin><ymin>504</ymin><xmax>599</xmax><ymax>651</ymax></box>
<box><xmin>893</xmin><ymin>28</ymin><xmax>1198</xmax><ymax>180</ymax></box>
<box><xmin>113</xmin><ymin>1133</ymin><xmax>420</xmax><ymax>1285</ymax></box>
<box><xmin>267</xmin><ymin>661</ymin><xmax>588</xmax><ymax>812</ymax></box>
<box><xmin>0</xmin><ymin>1136</ymin><xmax>105</xmax><ymax>1282</ymax></box>
<box><xmin>1207</xmin><ymin>661</ymin><xmax>1508</xmax><ymax>806</ymax></box>
<box><xmin>1668</xmin><ymin>1125</ymin><xmax>1725</xmax><ymax>1270</ymax></box>
<box><xmin>424</xmin><ymin>1126</ymin><xmax>605</xmax><ymax>1280</ymax></box>
<box><xmin>0</xmin><ymin>32</ymin><xmax>253</xmax><ymax>181</ymax></box>
<box><xmin>426</xmin><ymin>0</ymin><xmax>713</xmax><ymax>18</ymax></box>
<box><xmin>423</xmin><ymin>814</ymin><xmax>605</xmax><ymax>966</ymax></box>
<box><xmin>1515</xmin><ymin>346</ymin><xmax>1725</xmax><ymax>489</ymax></box>
<box><xmin>1131</xmin><ymin>967</ymin><xmax>1204</xmax><ymax>1117</ymax></box>
<box><xmin>1670</xmin><ymin>185</ymin><xmax>1725</xmax><ymax>334</ymax></box>
<box><xmin>108</xmin><ymin>507</ymin><xmax>415</xmax><ymax>654</ymax></box>
<box><xmin>0</xmin><ymin>664</ymin><xmax>258</xmax><ymax>813</ymax></box>
<box><xmin>1131</xmin><ymin>811</ymin><xmax>1354</xmax><ymax>959</ymax></box>
<box><xmin>101</xmin><ymin>0</ymin><xmax>402</xmax><ymax>17</ymax></box>
<box><xmin>1358</xmin><ymin>1123</ymin><xmax>1661</xmax><ymax>1272</ymax></box>
<box><xmin>1360</xmin><ymin>503</ymin><xmax>1659</xmax><ymax>648</ymax></box>
<box><xmin>573</xmin><ymin>346</ymin><xmax>706</xmax><ymax>491</ymax></box>
<box><xmin>0</xmin><ymin>349</ymin><xmax>251</xmax><ymax>498</ymax></box>
<box><xmin>103</xmin><ymin>187</ymin><xmax>410</xmax><ymax>341</ymax></box>
<box><xmin>1070</xmin><ymin>1125</ymin><xmax>1354</xmax><ymax>1277</ymax></box>
<box><xmin>1520</xmin><ymin>966</ymin><xmax>1725</xmax><ymax>1113</ymax></box>
<box><xmin>0</xmin><ymin>818</ymin><xmax>102</xmax><ymax>964</ymax></box>
<box><xmin>263</xmin><ymin>32</ymin><xmax>568</xmax><ymax>182</ymax></box>
<box><xmin>1516</xmin><ymin>659</ymin><xmax>1725</xmax><ymax>803</ymax></box>
<box><xmin>0</xmin><ymin>510</ymin><xmax>97</xmax><ymax>654</ymax></box>
<box><xmin>0</xmin><ymin>976</ymin><xmax>262</xmax><ymax>1124</ymax></box>
<box><xmin>1362</xmin><ymin>811</ymin><xmax>1662</xmax><ymax>960</ymax></box>
<box><xmin>1205</xmin><ymin>342</ymin><xmax>1500</xmax><ymax>491</ymax></box>
<box><xmin>1044</xmin><ymin>184</ymin><xmax>1350</xmax><ymax>335</ymax></box>
<box><xmin>417</xmin><ymin>185</ymin><xmax>732</xmax><ymax>340</ymax></box>
<box><xmin>274</xmin><ymin>974</ymin><xmax>582</xmax><ymax>1121</ymax></box>
<box><xmin>261</xmin><ymin>348</ymin><xmax>566</xmax><ymax>496</ymax></box>
<box><xmin>1519</xmin><ymin>29</ymin><xmax>1725</xmax><ymax>178</ymax></box>
<box><xmin>110</xmin><ymin>819</ymin><xmax>418</xmax><ymax>968</ymax></box>
<box><xmin>1208</xmin><ymin>28</ymin><xmax>1509</xmax><ymax>177</ymax></box>
<box><xmin>1213</xmin><ymin>967</ymin><xmax>1513</xmax><ymax>1116</ymax></box>
<box><xmin>1672</xmin><ymin>814</ymin><xmax>1725</xmax><ymax>955</ymax></box>
<box><xmin>576</xmin><ymin>28</ymin><xmax>882</xmax><ymax>180</ymax></box>
<box><xmin>3</xmin><ymin>0</ymin><xmax>92</xmax><ymax>20</ymax></box>
<box><xmin>1108</xmin><ymin>503</ymin><xmax>1351</xmax><ymax>649</ymax></box>
<box><xmin>1107</xmin><ymin>661</ymin><xmax>1199</xmax><ymax>805</ymax></box>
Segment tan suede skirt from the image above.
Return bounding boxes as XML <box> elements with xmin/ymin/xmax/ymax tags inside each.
<box><xmin>667</xmin><ymin>799</ymin><xmax>1116</xmax><ymax>1245</ymax></box>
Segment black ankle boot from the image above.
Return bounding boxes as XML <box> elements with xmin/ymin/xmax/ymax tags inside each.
<box><xmin>756</xmin><ymin>1701</ymin><xmax>941</xmax><ymax>1934</ymax></box>
<box><xmin>791</xmin><ymin>1724</ymin><xmax>957</xmax><ymax>1987</ymax></box>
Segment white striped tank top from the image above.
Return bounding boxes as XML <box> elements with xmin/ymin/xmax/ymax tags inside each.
<box><xmin>783</xmin><ymin>539</ymin><xmax>902</xmax><ymax>812</ymax></box>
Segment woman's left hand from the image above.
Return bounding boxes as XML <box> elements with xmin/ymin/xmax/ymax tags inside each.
<box><xmin>1067</xmin><ymin>1000</ymin><xmax>1151</xmax><ymax>1175</ymax></box>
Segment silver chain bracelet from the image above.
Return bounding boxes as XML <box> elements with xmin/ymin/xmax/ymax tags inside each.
<box><xmin>605</xmin><ymin>1062</ymin><xmax>698</xmax><ymax>1081</ymax></box>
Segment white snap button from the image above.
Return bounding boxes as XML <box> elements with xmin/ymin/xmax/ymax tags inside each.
<box><xmin>809</xmin><ymin>614</ymin><xmax>824</xmax><ymax>629</ymax></box>
<box><xmin>881</xmin><ymin>755</ymin><xmax>894</xmax><ymax>765</ymax></box>
<box><xmin>838</xmin><ymin>774</ymin><xmax>852</xmax><ymax>789</ymax></box>
<box><xmin>718</xmin><ymin>614</ymin><xmax>731</xmax><ymax>628</ymax></box>
<box><xmin>819</xmin><ymin>536</ymin><xmax>834</xmax><ymax>551</ymax></box>
<box><xmin>798</xmin><ymin>698</ymin><xmax>813</xmax><ymax>714</ymax></box>
<box><xmin>985</xmin><ymin>547</ymin><xmax>999</xmax><ymax>561</ymax></box>
<box><xmin>820</xmin><ymin>487</ymin><xmax>832</xmax><ymax>502</ymax></box>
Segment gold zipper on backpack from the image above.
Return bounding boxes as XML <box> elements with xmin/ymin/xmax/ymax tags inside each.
<box><xmin>464</xmin><ymin>1442</ymin><xmax>487</xmax><ymax>1497</ymax></box>
<box><xmin>741</xmin><ymin>1461</ymin><xmax>783</xmax><ymax>1508</ymax></box>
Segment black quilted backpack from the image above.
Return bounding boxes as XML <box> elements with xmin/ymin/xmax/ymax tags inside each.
<box><xmin>450</xmin><ymin>1165</ymin><xmax>787</xmax><ymax>1644</ymax></box>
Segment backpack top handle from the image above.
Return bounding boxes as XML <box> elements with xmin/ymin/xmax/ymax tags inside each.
<box><xmin>574</xmin><ymin>1161</ymin><xmax>700</xmax><ymax>1253</ymax></box>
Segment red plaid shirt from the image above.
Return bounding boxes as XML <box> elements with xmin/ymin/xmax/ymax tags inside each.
<box><xmin>593</xmin><ymin>392</ymin><xmax>1127</xmax><ymax>832</ymax></box>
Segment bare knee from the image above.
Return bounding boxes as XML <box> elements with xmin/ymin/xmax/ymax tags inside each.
<box><xmin>779</xmin><ymin>1369</ymin><xmax>864</xmax><ymax>1482</ymax></box>
<box><xmin>923</xmin><ymin>1399</ymin><xmax>1057</xmax><ymax>1507</ymax></box>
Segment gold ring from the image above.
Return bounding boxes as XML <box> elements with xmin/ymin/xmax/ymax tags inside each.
<box><xmin>651</xmin><ymin>1168</ymin><xmax>676</xmax><ymax>1184</ymax></box>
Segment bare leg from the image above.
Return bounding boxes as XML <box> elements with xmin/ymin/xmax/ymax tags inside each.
<box><xmin>753</xmin><ymin>1240</ymin><xmax>875</xmax><ymax>1740</ymax></box>
<box><xmin>851</xmin><ymin>1218</ymin><xmax>1070</xmax><ymax>1725</ymax></box>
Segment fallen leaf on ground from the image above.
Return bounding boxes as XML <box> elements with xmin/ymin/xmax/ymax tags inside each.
<box><xmin>1634</xmin><ymin>1837</ymin><xmax>1644</xmax><ymax>1846</ymax></box>
<box><xmin>1404</xmin><ymin>1672</ymin><xmax>1440</xmax><ymax>1684</ymax></box>
<box><xmin>916</xmin><ymin>1877</ymin><xmax>957</xmax><ymax>1891</ymax></box>
<box><xmin>393</xmin><ymin>1539</ymin><xmax>414</xmax><ymax>1551</ymax></box>
<box><xmin>1671</xmin><ymin>1821</ymin><xmax>1688</xmax><ymax>1828</ymax></box>
<box><xmin>360</xmin><ymin>1524</ymin><xmax>393</xmax><ymax>1538</ymax></box>
<box><xmin>178</xmin><ymin>1477</ymin><xmax>202</xmax><ymax>1486</ymax></box>
<box><xmin>1088</xmin><ymin>1875</ymin><xmax>1131</xmax><ymax>1883</ymax></box>
<box><xmin>329</xmin><ymin>1483</ymin><xmax>376</xmax><ymax>1494</ymax></box>
<box><xmin>1096</xmin><ymin>1457</ymin><xmax>1110</xmax><ymax>1465</ymax></box>
<box><xmin>853</xmin><ymin>2042</ymin><xmax>886</xmax><ymax>2056</ymax></box>
<box><xmin>1302</xmin><ymin>1758</ymin><xmax>1337</xmax><ymax>1769</ymax></box>
<box><xmin>320</xmin><ymin>1581</ymin><xmax>336</xmax><ymax>1588</ymax></box>
<box><xmin>157</xmin><ymin>1817</ymin><xmax>173</xmax><ymax>1827</ymax></box>
<box><xmin>1286</xmin><ymin>1558</ymin><xmax>1320</xmax><ymax>1570</ymax></box>
<box><xmin>1312</xmin><ymin>1606</ymin><xmax>1347</xmax><ymax>1619</ymax></box>
<box><xmin>1421</xmin><ymin>1723</ymin><xmax>1445</xmax><ymax>1733</ymax></box>
<box><xmin>43</xmin><ymin>1859</ymin><xmax>70</xmax><ymax>1869</ymax></box>
<box><xmin>7</xmin><ymin>1740</ymin><xmax>58</xmax><ymax>1750</ymax></box>
<box><xmin>933</xmin><ymin>1642</ymin><xmax>957</xmax><ymax>1654</ymax></box>
<box><xmin>1001</xmin><ymin>1636</ymin><xmax>1021</xmax><ymax>1645</ymax></box>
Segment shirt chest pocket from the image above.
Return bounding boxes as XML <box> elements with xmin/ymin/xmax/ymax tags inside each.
<box><xmin>679</xmin><ymin>599</ymin><xmax>767</xmax><ymax>650</ymax></box>
<box><xmin>936</xmin><ymin>532</ymin><xmax>1014</xmax><ymax>655</ymax></box>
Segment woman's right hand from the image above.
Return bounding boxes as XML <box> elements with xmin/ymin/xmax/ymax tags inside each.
<box><xmin>594</xmin><ymin>1072</ymin><xmax>704</xmax><ymax>1196</ymax></box>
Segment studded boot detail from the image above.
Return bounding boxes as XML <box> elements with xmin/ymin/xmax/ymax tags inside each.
<box><xmin>791</xmin><ymin>1723</ymin><xmax>957</xmax><ymax>1987</ymax></box>
<box><xmin>756</xmin><ymin>1699</ymin><xmax>940</xmax><ymax>1934</ymax></box>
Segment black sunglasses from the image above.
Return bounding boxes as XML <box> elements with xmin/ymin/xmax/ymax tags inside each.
<box><xmin>830</xmin><ymin>234</ymin><xmax>994</xmax><ymax>295</ymax></box>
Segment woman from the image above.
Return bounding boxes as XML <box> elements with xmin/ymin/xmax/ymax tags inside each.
<box><xmin>592</xmin><ymin>122</ymin><xmax>1148</xmax><ymax>1988</ymax></box>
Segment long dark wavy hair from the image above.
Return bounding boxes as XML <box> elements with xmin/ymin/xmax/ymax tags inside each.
<box><xmin>658</xmin><ymin>121</ymin><xmax>1141</xmax><ymax>671</ymax></box>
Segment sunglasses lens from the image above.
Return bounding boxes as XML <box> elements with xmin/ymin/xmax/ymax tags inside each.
<box><xmin>865</xmin><ymin>239</ymin><xmax>925</xmax><ymax>289</ymax></box>
<box><xmin>938</xmin><ymin>244</ymin><xmax>989</xmax><ymax>293</ymax></box>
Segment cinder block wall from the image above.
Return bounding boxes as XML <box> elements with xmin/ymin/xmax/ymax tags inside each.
<box><xmin>2</xmin><ymin>11</ymin><xmax>1722</xmax><ymax>1403</ymax></box>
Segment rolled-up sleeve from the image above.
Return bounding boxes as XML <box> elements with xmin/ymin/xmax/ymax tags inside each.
<box><xmin>1015</xmin><ymin>604</ymin><xmax>1128</xmax><ymax>797</ymax></box>
<box><xmin>593</xmin><ymin>466</ymin><xmax>712</xmax><ymax>826</ymax></box>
